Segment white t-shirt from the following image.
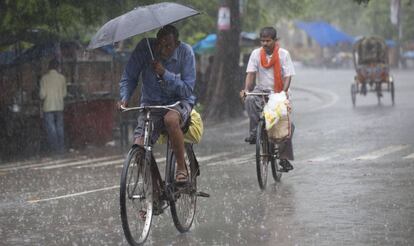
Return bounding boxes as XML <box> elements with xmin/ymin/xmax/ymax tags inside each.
<box><xmin>246</xmin><ymin>47</ymin><xmax>295</xmax><ymax>91</ymax></box>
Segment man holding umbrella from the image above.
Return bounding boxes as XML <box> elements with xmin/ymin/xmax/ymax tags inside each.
<box><xmin>118</xmin><ymin>24</ymin><xmax>196</xmax><ymax>183</ymax></box>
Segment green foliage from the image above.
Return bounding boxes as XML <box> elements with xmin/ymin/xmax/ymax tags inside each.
<box><xmin>0</xmin><ymin>0</ymin><xmax>133</xmax><ymax>47</ymax></box>
<box><xmin>1</xmin><ymin>0</ymin><xmax>413</xmax><ymax>49</ymax></box>
<box><xmin>242</xmin><ymin>0</ymin><xmax>309</xmax><ymax>32</ymax></box>
<box><xmin>354</xmin><ymin>0</ymin><xmax>370</xmax><ymax>5</ymax></box>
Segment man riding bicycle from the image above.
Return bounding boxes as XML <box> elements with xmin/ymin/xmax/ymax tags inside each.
<box><xmin>240</xmin><ymin>26</ymin><xmax>295</xmax><ymax>172</ymax></box>
<box><xmin>118</xmin><ymin>24</ymin><xmax>196</xmax><ymax>183</ymax></box>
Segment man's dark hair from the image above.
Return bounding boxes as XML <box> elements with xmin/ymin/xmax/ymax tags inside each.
<box><xmin>48</xmin><ymin>58</ymin><xmax>59</xmax><ymax>70</ymax></box>
<box><xmin>157</xmin><ymin>24</ymin><xmax>179</xmax><ymax>41</ymax></box>
<box><xmin>260</xmin><ymin>27</ymin><xmax>278</xmax><ymax>40</ymax></box>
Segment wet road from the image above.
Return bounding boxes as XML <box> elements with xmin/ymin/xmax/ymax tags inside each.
<box><xmin>1</xmin><ymin>68</ymin><xmax>414</xmax><ymax>245</ymax></box>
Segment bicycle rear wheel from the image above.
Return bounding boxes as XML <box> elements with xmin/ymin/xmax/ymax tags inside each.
<box><xmin>256</xmin><ymin>119</ymin><xmax>269</xmax><ymax>190</ymax></box>
<box><xmin>167</xmin><ymin>143</ymin><xmax>197</xmax><ymax>233</ymax></box>
<box><xmin>120</xmin><ymin>146</ymin><xmax>153</xmax><ymax>246</ymax></box>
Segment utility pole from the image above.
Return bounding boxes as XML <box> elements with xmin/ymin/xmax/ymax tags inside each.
<box><xmin>204</xmin><ymin>0</ymin><xmax>242</xmax><ymax>120</ymax></box>
<box><xmin>390</xmin><ymin>0</ymin><xmax>403</xmax><ymax>68</ymax></box>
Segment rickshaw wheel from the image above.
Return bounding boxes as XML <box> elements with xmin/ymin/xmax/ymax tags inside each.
<box><xmin>351</xmin><ymin>83</ymin><xmax>357</xmax><ymax>107</ymax></box>
<box><xmin>390</xmin><ymin>81</ymin><xmax>395</xmax><ymax>105</ymax></box>
<box><xmin>376</xmin><ymin>82</ymin><xmax>382</xmax><ymax>105</ymax></box>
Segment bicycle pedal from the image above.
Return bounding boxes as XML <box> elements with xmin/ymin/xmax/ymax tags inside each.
<box><xmin>278</xmin><ymin>168</ymin><xmax>289</xmax><ymax>173</ymax></box>
<box><xmin>196</xmin><ymin>191</ymin><xmax>210</xmax><ymax>198</ymax></box>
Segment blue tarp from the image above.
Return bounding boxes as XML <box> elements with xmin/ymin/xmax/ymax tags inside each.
<box><xmin>192</xmin><ymin>32</ymin><xmax>259</xmax><ymax>55</ymax></box>
<box><xmin>192</xmin><ymin>34</ymin><xmax>216</xmax><ymax>55</ymax></box>
<box><xmin>295</xmin><ymin>21</ymin><xmax>354</xmax><ymax>47</ymax></box>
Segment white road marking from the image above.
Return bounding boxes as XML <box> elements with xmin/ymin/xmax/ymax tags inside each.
<box><xmin>0</xmin><ymin>156</ymin><xmax>93</xmax><ymax>171</ymax></box>
<box><xmin>353</xmin><ymin>145</ymin><xmax>409</xmax><ymax>160</ymax></box>
<box><xmin>197</xmin><ymin>152</ymin><xmax>233</xmax><ymax>162</ymax></box>
<box><xmin>75</xmin><ymin>158</ymin><xmax>125</xmax><ymax>168</ymax></box>
<box><xmin>111</xmin><ymin>152</ymin><xmax>234</xmax><ymax>169</ymax></box>
<box><xmin>206</xmin><ymin>153</ymin><xmax>254</xmax><ymax>167</ymax></box>
<box><xmin>35</xmin><ymin>155</ymin><xmax>122</xmax><ymax>170</ymax></box>
<box><xmin>294</xmin><ymin>86</ymin><xmax>339</xmax><ymax>112</ymax></box>
<box><xmin>403</xmin><ymin>152</ymin><xmax>414</xmax><ymax>159</ymax></box>
<box><xmin>307</xmin><ymin>156</ymin><xmax>333</xmax><ymax>162</ymax></box>
<box><xmin>27</xmin><ymin>185</ymin><xmax>119</xmax><ymax>203</ymax></box>
<box><xmin>78</xmin><ymin>157</ymin><xmax>168</xmax><ymax>169</ymax></box>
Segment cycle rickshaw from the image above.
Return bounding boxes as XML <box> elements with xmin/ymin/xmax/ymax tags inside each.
<box><xmin>351</xmin><ymin>36</ymin><xmax>395</xmax><ymax>106</ymax></box>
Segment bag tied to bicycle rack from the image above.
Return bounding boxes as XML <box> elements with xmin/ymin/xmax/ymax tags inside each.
<box><xmin>263</xmin><ymin>91</ymin><xmax>291</xmax><ymax>142</ymax></box>
<box><xmin>157</xmin><ymin>109</ymin><xmax>204</xmax><ymax>144</ymax></box>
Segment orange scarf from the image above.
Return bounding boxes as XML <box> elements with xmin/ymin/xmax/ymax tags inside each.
<box><xmin>260</xmin><ymin>43</ymin><xmax>283</xmax><ymax>93</ymax></box>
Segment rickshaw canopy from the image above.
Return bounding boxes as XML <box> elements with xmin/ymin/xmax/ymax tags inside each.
<box><xmin>353</xmin><ymin>36</ymin><xmax>388</xmax><ymax>65</ymax></box>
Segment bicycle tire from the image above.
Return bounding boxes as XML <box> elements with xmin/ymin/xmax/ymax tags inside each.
<box><xmin>270</xmin><ymin>143</ymin><xmax>282</xmax><ymax>182</ymax></box>
<box><xmin>256</xmin><ymin>119</ymin><xmax>269</xmax><ymax>190</ymax></box>
<box><xmin>167</xmin><ymin>143</ymin><xmax>197</xmax><ymax>233</ymax></box>
<box><xmin>120</xmin><ymin>146</ymin><xmax>153</xmax><ymax>246</ymax></box>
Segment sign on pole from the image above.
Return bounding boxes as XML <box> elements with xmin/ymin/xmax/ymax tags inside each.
<box><xmin>390</xmin><ymin>0</ymin><xmax>400</xmax><ymax>26</ymax></box>
<box><xmin>218</xmin><ymin>6</ymin><xmax>231</xmax><ymax>31</ymax></box>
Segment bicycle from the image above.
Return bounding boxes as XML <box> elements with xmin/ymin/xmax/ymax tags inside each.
<box><xmin>245</xmin><ymin>92</ymin><xmax>283</xmax><ymax>190</ymax></box>
<box><xmin>119</xmin><ymin>102</ymin><xmax>208</xmax><ymax>245</ymax></box>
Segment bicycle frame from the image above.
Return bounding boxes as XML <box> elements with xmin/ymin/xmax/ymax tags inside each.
<box><xmin>120</xmin><ymin>101</ymin><xmax>203</xmax><ymax>245</ymax></box>
<box><xmin>246</xmin><ymin>92</ymin><xmax>283</xmax><ymax>189</ymax></box>
<box><xmin>121</xmin><ymin>102</ymin><xmax>181</xmax><ymax>204</ymax></box>
<box><xmin>121</xmin><ymin>100</ymin><xmax>201</xmax><ymax>200</ymax></box>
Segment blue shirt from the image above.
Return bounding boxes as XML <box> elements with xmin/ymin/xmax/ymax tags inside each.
<box><xmin>119</xmin><ymin>38</ymin><xmax>196</xmax><ymax>106</ymax></box>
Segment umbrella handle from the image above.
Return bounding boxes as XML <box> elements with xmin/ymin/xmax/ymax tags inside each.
<box><xmin>146</xmin><ymin>38</ymin><xmax>155</xmax><ymax>60</ymax></box>
<box><xmin>146</xmin><ymin>38</ymin><xmax>165</xmax><ymax>85</ymax></box>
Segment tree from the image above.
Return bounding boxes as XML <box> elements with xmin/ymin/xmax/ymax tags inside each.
<box><xmin>204</xmin><ymin>0</ymin><xmax>242</xmax><ymax>120</ymax></box>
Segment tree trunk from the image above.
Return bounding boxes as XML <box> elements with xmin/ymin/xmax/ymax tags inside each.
<box><xmin>204</xmin><ymin>0</ymin><xmax>243</xmax><ymax>121</ymax></box>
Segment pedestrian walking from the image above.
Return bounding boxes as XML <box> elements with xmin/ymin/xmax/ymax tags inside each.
<box><xmin>39</xmin><ymin>58</ymin><xmax>67</xmax><ymax>154</ymax></box>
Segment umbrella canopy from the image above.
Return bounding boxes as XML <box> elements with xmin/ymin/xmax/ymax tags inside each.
<box><xmin>87</xmin><ymin>2</ymin><xmax>200</xmax><ymax>50</ymax></box>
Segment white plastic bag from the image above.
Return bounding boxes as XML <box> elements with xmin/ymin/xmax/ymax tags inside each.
<box><xmin>263</xmin><ymin>91</ymin><xmax>289</xmax><ymax>131</ymax></box>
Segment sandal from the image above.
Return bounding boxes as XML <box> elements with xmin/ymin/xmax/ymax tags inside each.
<box><xmin>175</xmin><ymin>169</ymin><xmax>189</xmax><ymax>184</ymax></box>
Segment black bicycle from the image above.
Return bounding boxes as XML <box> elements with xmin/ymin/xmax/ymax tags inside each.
<box><xmin>119</xmin><ymin>102</ymin><xmax>208</xmax><ymax>245</ymax></box>
<box><xmin>246</xmin><ymin>92</ymin><xmax>283</xmax><ymax>190</ymax></box>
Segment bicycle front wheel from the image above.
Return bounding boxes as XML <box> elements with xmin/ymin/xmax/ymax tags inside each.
<box><xmin>256</xmin><ymin>119</ymin><xmax>269</xmax><ymax>190</ymax></box>
<box><xmin>167</xmin><ymin>143</ymin><xmax>197</xmax><ymax>233</ymax></box>
<box><xmin>120</xmin><ymin>146</ymin><xmax>153</xmax><ymax>246</ymax></box>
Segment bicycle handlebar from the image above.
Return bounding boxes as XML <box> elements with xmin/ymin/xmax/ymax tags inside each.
<box><xmin>245</xmin><ymin>92</ymin><xmax>271</xmax><ymax>96</ymax></box>
<box><xmin>120</xmin><ymin>101</ymin><xmax>181</xmax><ymax>112</ymax></box>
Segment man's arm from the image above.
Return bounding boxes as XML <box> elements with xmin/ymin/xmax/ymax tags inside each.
<box><xmin>239</xmin><ymin>72</ymin><xmax>255</xmax><ymax>100</ymax></box>
<box><xmin>281</xmin><ymin>49</ymin><xmax>295</xmax><ymax>97</ymax></box>
<box><xmin>62</xmin><ymin>76</ymin><xmax>67</xmax><ymax>98</ymax></box>
<box><xmin>283</xmin><ymin>76</ymin><xmax>292</xmax><ymax>92</ymax></box>
<box><xmin>244</xmin><ymin>72</ymin><xmax>256</xmax><ymax>92</ymax></box>
<box><xmin>161</xmin><ymin>46</ymin><xmax>195</xmax><ymax>98</ymax></box>
<box><xmin>119</xmin><ymin>42</ymin><xmax>145</xmax><ymax>103</ymax></box>
<box><xmin>39</xmin><ymin>77</ymin><xmax>46</xmax><ymax>100</ymax></box>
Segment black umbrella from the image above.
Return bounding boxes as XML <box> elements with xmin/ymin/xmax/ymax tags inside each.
<box><xmin>87</xmin><ymin>2</ymin><xmax>200</xmax><ymax>52</ymax></box>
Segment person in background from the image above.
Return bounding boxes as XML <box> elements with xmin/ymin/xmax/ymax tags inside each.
<box><xmin>240</xmin><ymin>26</ymin><xmax>295</xmax><ymax>172</ymax></box>
<box><xmin>40</xmin><ymin>58</ymin><xmax>67</xmax><ymax>154</ymax></box>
